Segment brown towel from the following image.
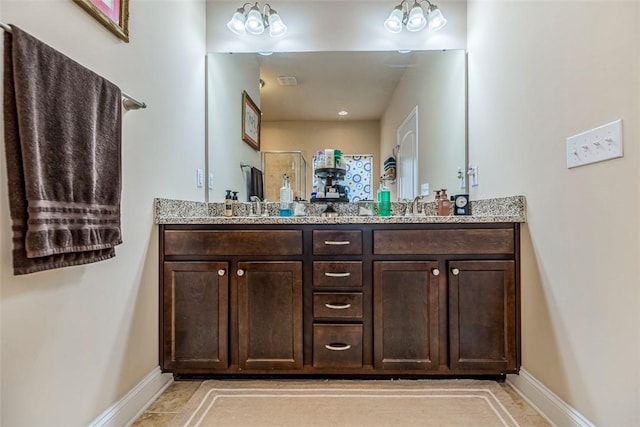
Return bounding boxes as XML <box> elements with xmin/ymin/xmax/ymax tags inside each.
<box><xmin>3</xmin><ymin>25</ymin><xmax>122</xmax><ymax>275</ymax></box>
<box><xmin>250</xmin><ymin>166</ymin><xmax>263</xmax><ymax>200</ymax></box>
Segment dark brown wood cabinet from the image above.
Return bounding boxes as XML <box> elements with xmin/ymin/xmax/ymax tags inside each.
<box><xmin>160</xmin><ymin>222</ymin><xmax>520</xmax><ymax>377</ymax></box>
<box><xmin>162</xmin><ymin>261</ymin><xmax>229</xmax><ymax>371</ymax></box>
<box><xmin>237</xmin><ymin>261</ymin><xmax>303</xmax><ymax>370</ymax></box>
<box><xmin>373</xmin><ymin>261</ymin><xmax>440</xmax><ymax>371</ymax></box>
<box><xmin>448</xmin><ymin>260</ymin><xmax>517</xmax><ymax>372</ymax></box>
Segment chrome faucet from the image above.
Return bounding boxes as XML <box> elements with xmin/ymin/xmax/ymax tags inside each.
<box><xmin>249</xmin><ymin>196</ymin><xmax>263</xmax><ymax>216</ymax></box>
<box><xmin>409</xmin><ymin>195</ymin><xmax>423</xmax><ymax>215</ymax></box>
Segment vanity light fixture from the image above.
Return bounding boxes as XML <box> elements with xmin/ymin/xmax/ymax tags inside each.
<box><xmin>384</xmin><ymin>0</ymin><xmax>447</xmax><ymax>34</ymax></box>
<box><xmin>227</xmin><ymin>2</ymin><xmax>288</xmax><ymax>37</ymax></box>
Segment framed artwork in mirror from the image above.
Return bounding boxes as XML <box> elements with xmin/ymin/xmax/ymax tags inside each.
<box><xmin>242</xmin><ymin>91</ymin><xmax>261</xmax><ymax>151</ymax></box>
<box><xmin>73</xmin><ymin>0</ymin><xmax>130</xmax><ymax>42</ymax></box>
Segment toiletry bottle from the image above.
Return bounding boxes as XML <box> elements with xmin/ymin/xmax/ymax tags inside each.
<box><xmin>324</xmin><ymin>148</ymin><xmax>334</xmax><ymax>168</ymax></box>
<box><xmin>438</xmin><ymin>188</ymin><xmax>451</xmax><ymax>216</ymax></box>
<box><xmin>377</xmin><ymin>178</ymin><xmax>391</xmax><ymax>217</ymax></box>
<box><xmin>224</xmin><ymin>190</ymin><xmax>233</xmax><ymax>217</ymax></box>
<box><xmin>279</xmin><ymin>174</ymin><xmax>293</xmax><ymax>217</ymax></box>
<box><xmin>334</xmin><ymin>149</ymin><xmax>342</xmax><ymax>169</ymax></box>
<box><xmin>315</xmin><ymin>150</ymin><xmax>325</xmax><ymax>171</ymax></box>
<box><xmin>232</xmin><ymin>191</ymin><xmax>239</xmax><ymax>216</ymax></box>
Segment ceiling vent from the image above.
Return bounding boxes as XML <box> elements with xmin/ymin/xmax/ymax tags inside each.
<box><xmin>277</xmin><ymin>76</ymin><xmax>298</xmax><ymax>86</ymax></box>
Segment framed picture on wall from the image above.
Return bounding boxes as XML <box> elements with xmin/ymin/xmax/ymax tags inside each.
<box><xmin>242</xmin><ymin>91</ymin><xmax>261</xmax><ymax>151</ymax></box>
<box><xmin>73</xmin><ymin>0</ymin><xmax>130</xmax><ymax>42</ymax></box>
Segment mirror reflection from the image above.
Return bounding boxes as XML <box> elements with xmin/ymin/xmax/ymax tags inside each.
<box><xmin>206</xmin><ymin>50</ymin><xmax>467</xmax><ymax>203</ymax></box>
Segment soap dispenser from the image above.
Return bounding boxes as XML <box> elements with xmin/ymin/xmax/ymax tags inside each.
<box><xmin>224</xmin><ymin>190</ymin><xmax>233</xmax><ymax>217</ymax></box>
<box><xmin>232</xmin><ymin>191</ymin><xmax>239</xmax><ymax>216</ymax></box>
<box><xmin>377</xmin><ymin>177</ymin><xmax>391</xmax><ymax>217</ymax></box>
<box><xmin>437</xmin><ymin>188</ymin><xmax>452</xmax><ymax>216</ymax></box>
<box><xmin>279</xmin><ymin>174</ymin><xmax>293</xmax><ymax>217</ymax></box>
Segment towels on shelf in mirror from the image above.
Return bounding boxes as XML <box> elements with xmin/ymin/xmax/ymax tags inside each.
<box><xmin>3</xmin><ymin>25</ymin><xmax>123</xmax><ymax>275</ymax></box>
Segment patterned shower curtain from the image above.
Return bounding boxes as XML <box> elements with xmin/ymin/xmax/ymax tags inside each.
<box><xmin>343</xmin><ymin>154</ymin><xmax>373</xmax><ymax>201</ymax></box>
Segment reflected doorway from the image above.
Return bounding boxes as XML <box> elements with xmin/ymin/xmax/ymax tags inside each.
<box><xmin>397</xmin><ymin>106</ymin><xmax>419</xmax><ymax>200</ymax></box>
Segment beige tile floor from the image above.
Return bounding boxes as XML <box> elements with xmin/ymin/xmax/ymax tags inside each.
<box><xmin>131</xmin><ymin>380</ymin><xmax>551</xmax><ymax>426</ymax></box>
<box><xmin>131</xmin><ymin>380</ymin><xmax>202</xmax><ymax>427</ymax></box>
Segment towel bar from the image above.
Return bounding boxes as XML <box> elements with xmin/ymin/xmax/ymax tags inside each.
<box><xmin>0</xmin><ymin>20</ymin><xmax>147</xmax><ymax>111</ymax></box>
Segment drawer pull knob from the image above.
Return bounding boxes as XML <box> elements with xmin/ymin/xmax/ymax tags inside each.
<box><xmin>218</xmin><ymin>269</ymin><xmax>226</xmax><ymax>276</ymax></box>
<box><xmin>324</xmin><ymin>272</ymin><xmax>351</xmax><ymax>278</ymax></box>
<box><xmin>451</xmin><ymin>268</ymin><xmax>460</xmax><ymax>276</ymax></box>
<box><xmin>324</xmin><ymin>240</ymin><xmax>351</xmax><ymax>246</ymax></box>
<box><xmin>325</xmin><ymin>303</ymin><xmax>352</xmax><ymax>310</ymax></box>
<box><xmin>237</xmin><ymin>269</ymin><xmax>245</xmax><ymax>277</ymax></box>
<box><xmin>325</xmin><ymin>343</ymin><xmax>352</xmax><ymax>351</ymax></box>
<box><xmin>432</xmin><ymin>268</ymin><xmax>440</xmax><ymax>276</ymax></box>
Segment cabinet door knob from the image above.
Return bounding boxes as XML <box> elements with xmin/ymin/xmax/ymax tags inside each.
<box><xmin>432</xmin><ymin>268</ymin><xmax>440</xmax><ymax>276</ymax></box>
<box><xmin>236</xmin><ymin>269</ymin><xmax>245</xmax><ymax>277</ymax></box>
<box><xmin>218</xmin><ymin>269</ymin><xmax>226</xmax><ymax>276</ymax></box>
<box><xmin>451</xmin><ymin>268</ymin><xmax>460</xmax><ymax>276</ymax></box>
<box><xmin>325</xmin><ymin>343</ymin><xmax>352</xmax><ymax>351</ymax></box>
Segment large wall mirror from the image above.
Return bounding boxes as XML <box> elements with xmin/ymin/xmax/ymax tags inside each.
<box><xmin>206</xmin><ymin>49</ymin><xmax>467</xmax><ymax>203</ymax></box>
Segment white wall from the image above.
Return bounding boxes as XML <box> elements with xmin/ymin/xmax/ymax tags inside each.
<box><xmin>0</xmin><ymin>1</ymin><xmax>206</xmax><ymax>425</ymax></box>
<box><xmin>468</xmin><ymin>1</ymin><xmax>640</xmax><ymax>425</ymax></box>
<box><xmin>207</xmin><ymin>53</ymin><xmax>261</xmax><ymax>202</ymax></box>
<box><xmin>381</xmin><ymin>50</ymin><xmax>466</xmax><ymax>200</ymax></box>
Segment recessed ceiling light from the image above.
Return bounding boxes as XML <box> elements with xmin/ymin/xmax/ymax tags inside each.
<box><xmin>338</xmin><ymin>110</ymin><xmax>349</xmax><ymax>116</ymax></box>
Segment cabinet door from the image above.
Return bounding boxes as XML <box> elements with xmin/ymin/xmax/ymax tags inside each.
<box><xmin>162</xmin><ymin>262</ymin><xmax>229</xmax><ymax>371</ymax></box>
<box><xmin>237</xmin><ymin>261</ymin><xmax>303</xmax><ymax>370</ymax></box>
<box><xmin>373</xmin><ymin>261</ymin><xmax>440</xmax><ymax>370</ymax></box>
<box><xmin>449</xmin><ymin>260</ymin><xmax>517</xmax><ymax>372</ymax></box>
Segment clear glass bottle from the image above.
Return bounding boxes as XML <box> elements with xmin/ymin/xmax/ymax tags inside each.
<box><xmin>279</xmin><ymin>174</ymin><xmax>293</xmax><ymax>217</ymax></box>
<box><xmin>377</xmin><ymin>178</ymin><xmax>391</xmax><ymax>217</ymax></box>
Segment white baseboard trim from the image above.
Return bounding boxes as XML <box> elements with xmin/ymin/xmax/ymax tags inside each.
<box><xmin>88</xmin><ymin>366</ymin><xmax>173</xmax><ymax>427</ymax></box>
<box><xmin>507</xmin><ymin>368</ymin><xmax>595</xmax><ymax>427</ymax></box>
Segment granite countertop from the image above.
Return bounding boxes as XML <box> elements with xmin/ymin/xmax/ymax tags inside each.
<box><xmin>154</xmin><ymin>195</ymin><xmax>526</xmax><ymax>225</ymax></box>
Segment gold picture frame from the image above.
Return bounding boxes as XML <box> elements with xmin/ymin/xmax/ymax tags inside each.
<box><xmin>74</xmin><ymin>0</ymin><xmax>130</xmax><ymax>43</ymax></box>
<box><xmin>241</xmin><ymin>91</ymin><xmax>261</xmax><ymax>151</ymax></box>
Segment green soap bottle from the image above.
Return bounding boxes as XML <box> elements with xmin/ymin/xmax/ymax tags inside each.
<box><xmin>377</xmin><ymin>178</ymin><xmax>391</xmax><ymax>217</ymax></box>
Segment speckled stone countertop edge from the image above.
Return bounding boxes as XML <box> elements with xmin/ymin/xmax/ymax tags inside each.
<box><xmin>154</xmin><ymin>195</ymin><xmax>526</xmax><ymax>224</ymax></box>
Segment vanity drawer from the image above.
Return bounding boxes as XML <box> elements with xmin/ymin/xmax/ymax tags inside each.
<box><xmin>313</xmin><ymin>324</ymin><xmax>363</xmax><ymax>368</ymax></box>
<box><xmin>314</xmin><ymin>293</ymin><xmax>363</xmax><ymax>320</ymax></box>
<box><xmin>313</xmin><ymin>261</ymin><xmax>362</xmax><ymax>288</ymax></box>
<box><xmin>313</xmin><ymin>230</ymin><xmax>362</xmax><ymax>255</ymax></box>
<box><xmin>373</xmin><ymin>228</ymin><xmax>515</xmax><ymax>255</ymax></box>
<box><xmin>164</xmin><ymin>230</ymin><xmax>303</xmax><ymax>256</ymax></box>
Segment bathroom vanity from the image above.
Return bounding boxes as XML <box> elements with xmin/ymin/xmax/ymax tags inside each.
<box><xmin>156</xmin><ymin>197</ymin><xmax>524</xmax><ymax>379</ymax></box>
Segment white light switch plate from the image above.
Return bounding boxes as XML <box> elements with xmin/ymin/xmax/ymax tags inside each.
<box><xmin>196</xmin><ymin>169</ymin><xmax>204</xmax><ymax>188</ymax></box>
<box><xmin>566</xmin><ymin>120</ymin><xmax>623</xmax><ymax>168</ymax></box>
